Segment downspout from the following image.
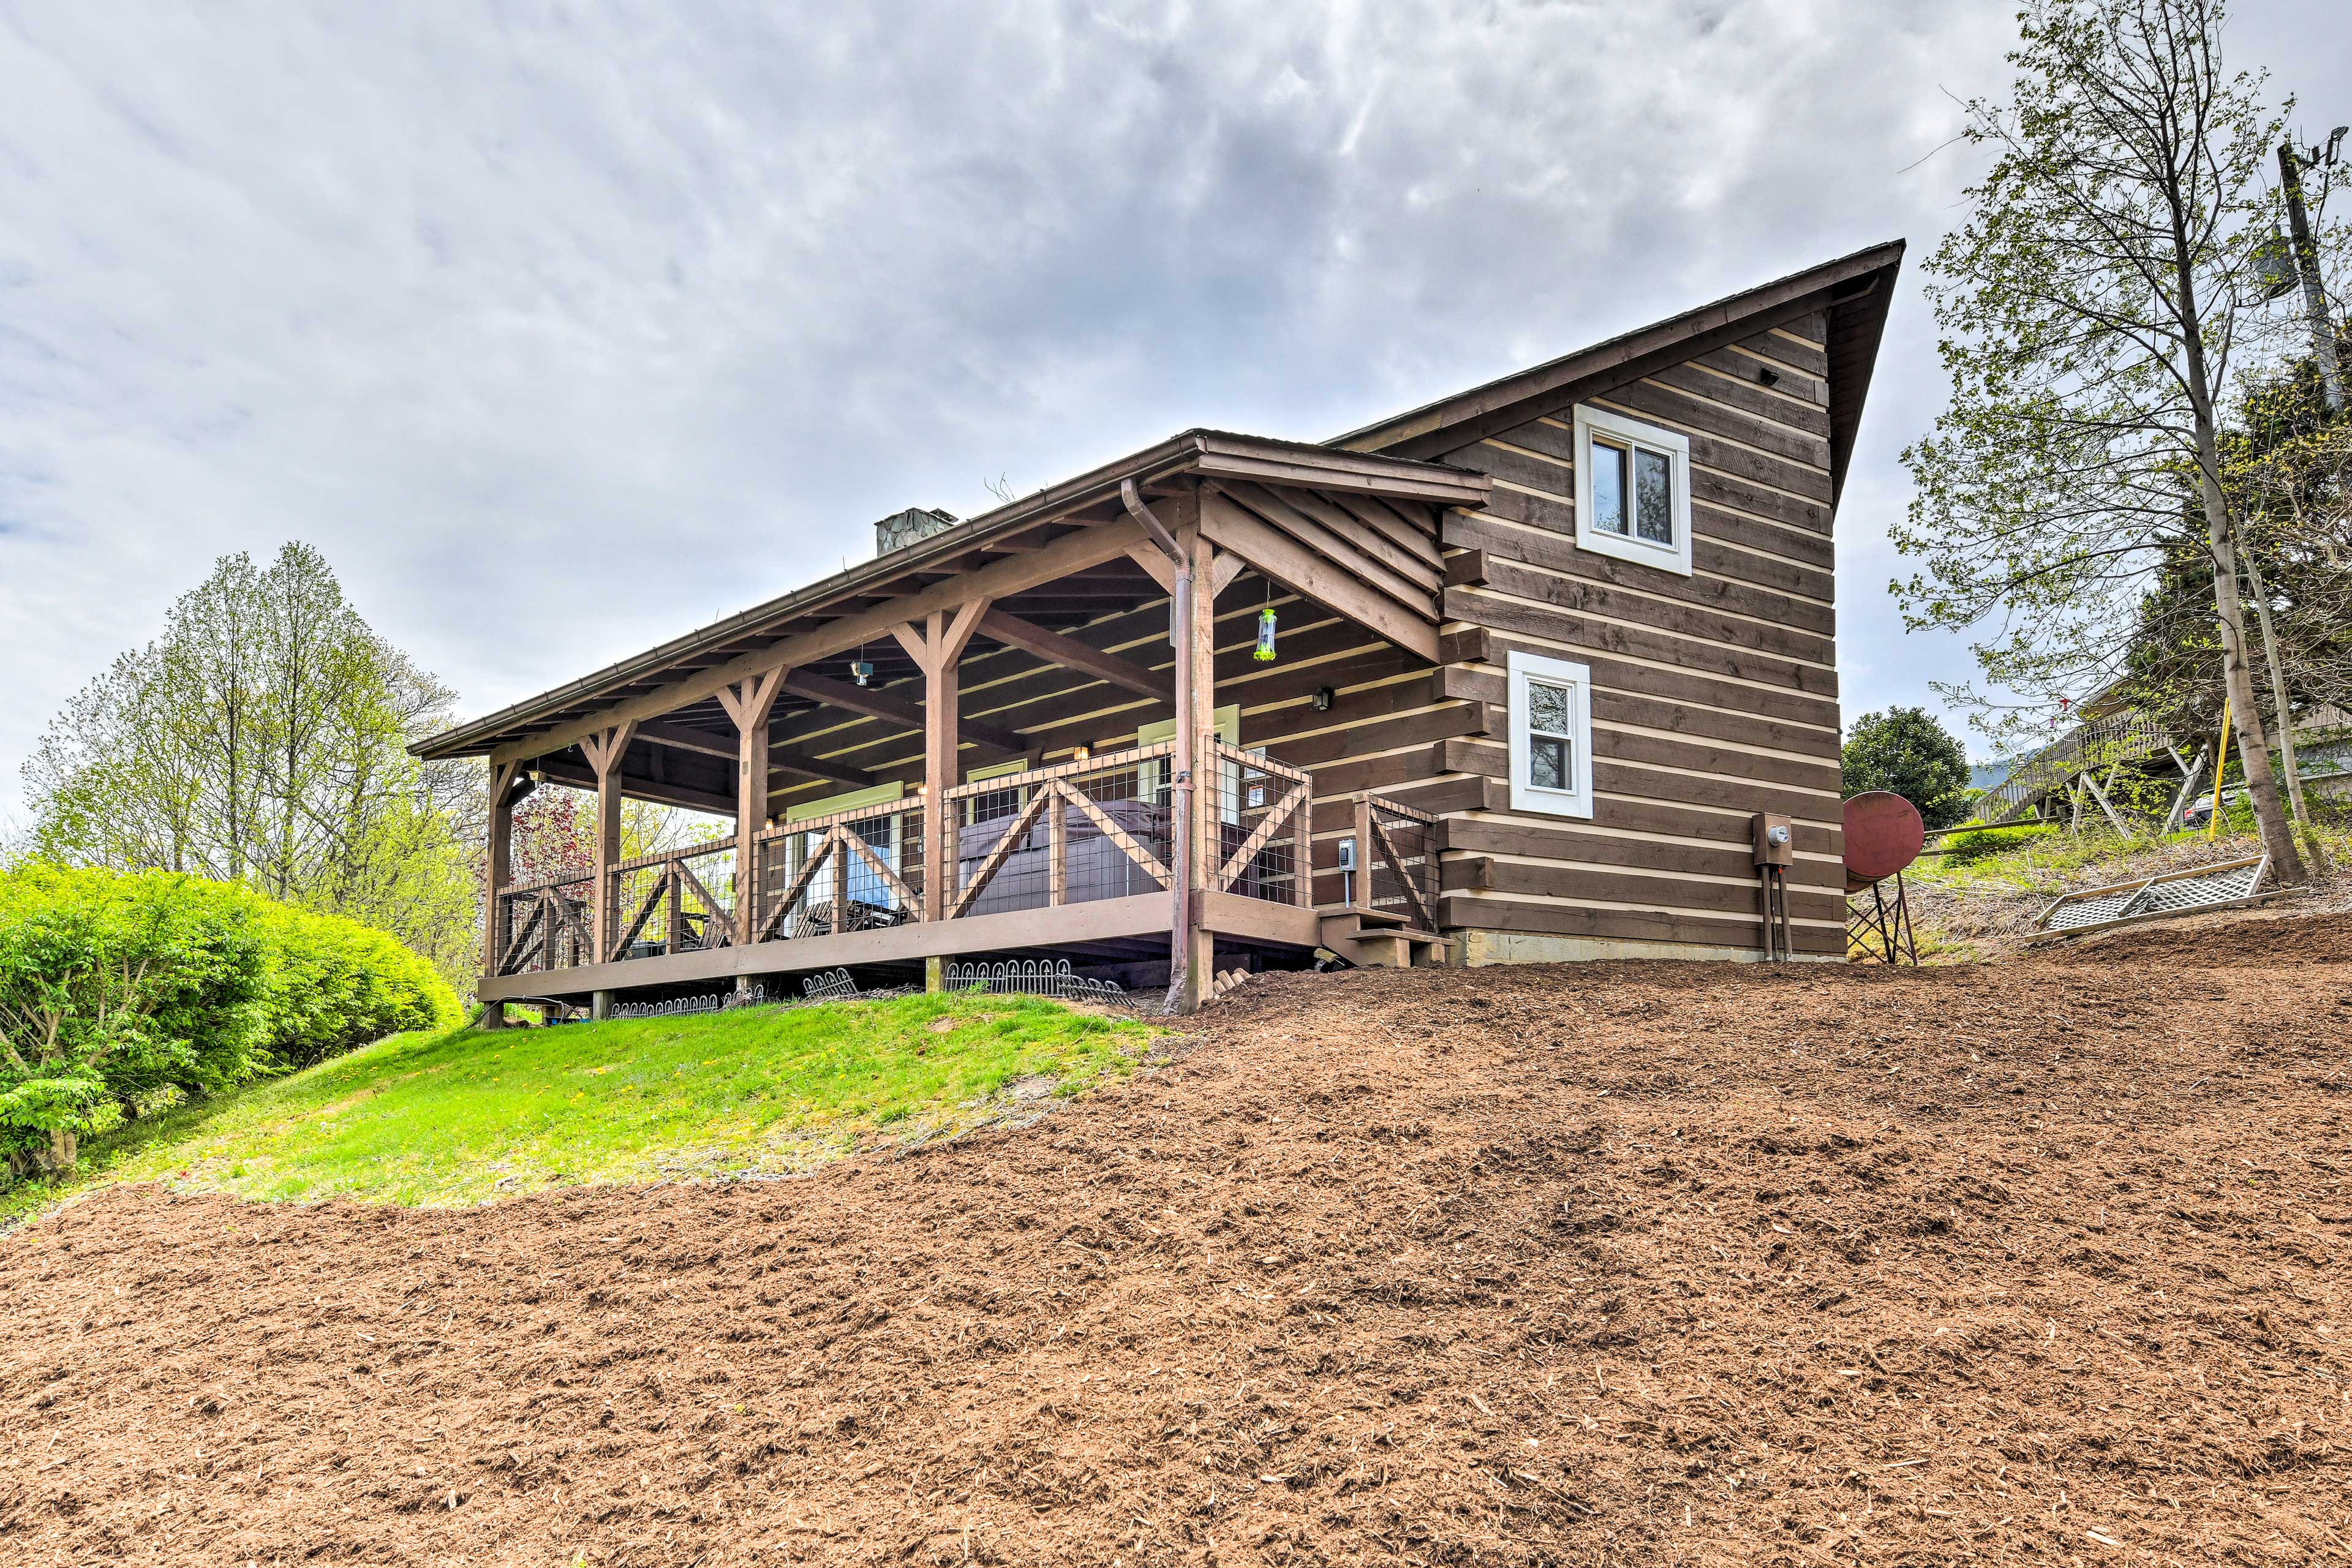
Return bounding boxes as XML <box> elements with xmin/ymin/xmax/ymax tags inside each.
<box><xmin>1122</xmin><ymin>478</ymin><xmax>1193</xmax><ymax>1011</ymax></box>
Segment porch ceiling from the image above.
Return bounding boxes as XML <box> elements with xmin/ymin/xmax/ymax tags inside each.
<box><xmin>413</xmin><ymin>429</ymin><xmax>1485</xmax><ymax>768</ymax></box>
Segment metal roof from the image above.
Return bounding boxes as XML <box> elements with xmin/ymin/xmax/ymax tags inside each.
<box><xmin>411</xmin><ymin>428</ymin><xmax>1483</xmax><ymax>761</ymax></box>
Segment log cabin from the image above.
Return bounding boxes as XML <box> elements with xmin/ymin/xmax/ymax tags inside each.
<box><xmin>413</xmin><ymin>240</ymin><xmax>1904</xmax><ymax>1016</ymax></box>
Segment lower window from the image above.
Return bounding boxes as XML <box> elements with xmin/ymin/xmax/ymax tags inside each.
<box><xmin>1507</xmin><ymin>652</ymin><xmax>1594</xmax><ymax>818</ymax></box>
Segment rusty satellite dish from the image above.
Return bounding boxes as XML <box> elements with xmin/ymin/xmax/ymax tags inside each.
<box><xmin>1842</xmin><ymin>791</ymin><xmax>1925</xmax><ymax>890</ymax></box>
<box><xmin>1842</xmin><ymin>791</ymin><xmax>1924</xmax><ymax>965</ymax></box>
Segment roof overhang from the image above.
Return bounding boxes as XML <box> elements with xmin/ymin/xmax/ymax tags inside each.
<box><xmin>412</xmin><ymin>429</ymin><xmax>1484</xmax><ymax>763</ymax></box>
<box><xmin>1330</xmin><ymin>239</ymin><xmax>1905</xmax><ymax>503</ymax></box>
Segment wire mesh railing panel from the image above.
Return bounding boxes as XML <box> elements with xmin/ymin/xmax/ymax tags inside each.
<box><xmin>604</xmin><ymin>840</ymin><xmax>741</xmax><ymax>963</ymax></box>
<box><xmin>494</xmin><ymin>873</ymin><xmax>595</xmax><ymax>974</ymax></box>
<box><xmin>750</xmin><ymin>804</ymin><xmax>925</xmax><ymax>943</ymax></box>
<box><xmin>946</xmin><ymin>745</ymin><xmax>1174</xmax><ymax>919</ymax></box>
<box><xmin>1204</xmin><ymin>742</ymin><xmax>1311</xmax><ymax>907</ymax></box>
<box><xmin>1360</xmin><ymin>794</ymin><xmax>1439</xmax><ymax>930</ymax></box>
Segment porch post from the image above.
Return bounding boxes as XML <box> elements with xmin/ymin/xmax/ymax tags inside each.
<box><xmin>893</xmin><ymin>601</ymin><xmax>991</xmax><ymax>988</ymax></box>
<box><xmin>1176</xmin><ymin>492</ymin><xmax>1219</xmax><ymax>1013</ymax></box>
<box><xmin>579</xmin><ymin>722</ymin><xmax>638</xmax><ymax>968</ymax></box>
<box><xmin>480</xmin><ymin>760</ymin><xmax>523</xmax><ymax>1028</ymax></box>
<box><xmin>717</xmin><ymin>666</ymin><xmax>788</xmax><ymax>959</ymax></box>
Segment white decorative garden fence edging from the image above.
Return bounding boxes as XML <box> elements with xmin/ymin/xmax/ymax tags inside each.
<box><xmin>597</xmin><ymin>960</ymin><xmax>1128</xmax><ymax>1022</ymax></box>
<box><xmin>942</xmin><ymin>957</ymin><xmax>1131</xmax><ymax>1007</ymax></box>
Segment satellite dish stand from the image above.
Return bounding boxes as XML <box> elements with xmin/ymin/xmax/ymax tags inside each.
<box><xmin>1845</xmin><ymin>870</ymin><xmax>1920</xmax><ymax>966</ymax></box>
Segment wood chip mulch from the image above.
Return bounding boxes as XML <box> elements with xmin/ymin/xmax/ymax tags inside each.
<box><xmin>2</xmin><ymin>911</ymin><xmax>2348</xmax><ymax>1565</ymax></box>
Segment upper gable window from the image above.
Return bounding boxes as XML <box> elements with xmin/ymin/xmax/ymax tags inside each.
<box><xmin>1574</xmin><ymin>405</ymin><xmax>1693</xmax><ymax>576</ymax></box>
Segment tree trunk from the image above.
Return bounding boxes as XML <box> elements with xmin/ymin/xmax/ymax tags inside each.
<box><xmin>2199</xmin><ymin>474</ymin><xmax>2305</xmax><ymax>882</ymax></box>
<box><xmin>2172</xmin><ymin>228</ymin><xmax>2305</xmax><ymax>886</ymax></box>
<box><xmin>2238</xmin><ymin>545</ymin><xmax>2309</xmax><ymax>824</ymax></box>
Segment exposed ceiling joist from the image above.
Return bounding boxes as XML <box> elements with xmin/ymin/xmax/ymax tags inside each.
<box><xmin>977</xmin><ymin>608</ymin><xmax>1170</xmax><ymax>701</ymax></box>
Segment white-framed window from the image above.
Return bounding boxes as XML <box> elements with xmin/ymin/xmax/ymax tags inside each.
<box><xmin>1506</xmin><ymin>651</ymin><xmax>1594</xmax><ymax>818</ymax></box>
<box><xmin>1572</xmin><ymin>404</ymin><xmax>1692</xmax><ymax>576</ymax></box>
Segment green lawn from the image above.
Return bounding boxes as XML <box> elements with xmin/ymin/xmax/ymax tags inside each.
<box><xmin>7</xmin><ymin>991</ymin><xmax>1156</xmax><ymax>1216</ymax></box>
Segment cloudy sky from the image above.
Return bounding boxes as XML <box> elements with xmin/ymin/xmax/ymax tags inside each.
<box><xmin>3</xmin><ymin>1</ymin><xmax>2348</xmax><ymax>823</ymax></box>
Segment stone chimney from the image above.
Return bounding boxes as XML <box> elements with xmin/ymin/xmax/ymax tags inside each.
<box><xmin>874</xmin><ymin>507</ymin><xmax>959</xmax><ymax>557</ymax></box>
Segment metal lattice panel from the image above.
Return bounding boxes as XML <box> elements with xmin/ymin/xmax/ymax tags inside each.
<box><xmin>2045</xmin><ymin>890</ymin><xmax>2149</xmax><ymax>931</ymax></box>
<box><xmin>2133</xmin><ymin>860</ymin><xmax>2263</xmax><ymax>914</ymax></box>
<box><xmin>2035</xmin><ymin>855</ymin><xmax>2271</xmax><ymax>941</ymax></box>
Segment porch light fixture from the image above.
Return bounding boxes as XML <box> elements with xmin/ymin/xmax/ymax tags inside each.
<box><xmin>1071</xmin><ymin>744</ymin><xmax>1091</xmax><ymax>761</ymax></box>
<box><xmin>1312</xmin><ymin>686</ymin><xmax>1334</xmax><ymax>712</ymax></box>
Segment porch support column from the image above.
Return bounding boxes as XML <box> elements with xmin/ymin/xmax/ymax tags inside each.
<box><xmin>1175</xmin><ymin>491</ymin><xmax>1220</xmax><ymax>1014</ymax></box>
<box><xmin>480</xmin><ymin>760</ymin><xmax>526</xmax><ymax>1028</ymax></box>
<box><xmin>892</xmin><ymin>601</ymin><xmax>992</xmax><ymax>987</ymax></box>
<box><xmin>579</xmin><ymin>722</ymin><xmax>638</xmax><ymax>968</ymax></box>
<box><xmin>717</xmin><ymin>666</ymin><xmax>789</xmax><ymax>959</ymax></box>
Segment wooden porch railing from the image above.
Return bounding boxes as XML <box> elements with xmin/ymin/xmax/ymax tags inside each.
<box><xmin>604</xmin><ymin>839</ymin><xmax>739</xmax><ymax>962</ymax></box>
<box><xmin>750</xmin><ymin>797</ymin><xmax>927</xmax><ymax>943</ymax></box>
<box><xmin>1351</xmin><ymin>791</ymin><xmax>1439</xmax><ymax>932</ymax></box>
<box><xmin>944</xmin><ymin>742</ymin><xmax>1178</xmax><ymax>919</ymax></box>
<box><xmin>485</xmin><ymin>747</ymin><xmax>1423</xmax><ymax>981</ymax></box>
<box><xmin>1203</xmin><ymin>741</ymin><xmax>1314</xmax><ymax>907</ymax></box>
<box><xmin>492</xmin><ymin>872</ymin><xmax>595</xmax><ymax>976</ymax></box>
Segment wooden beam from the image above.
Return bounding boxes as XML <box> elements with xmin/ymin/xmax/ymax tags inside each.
<box><xmin>977</xmin><ymin>608</ymin><xmax>1170</xmax><ymax>699</ymax></box>
<box><xmin>1126</xmin><ymin>543</ymin><xmax>1177</xmax><ymax>594</ymax></box>
<box><xmin>1223</xmin><ymin>480</ymin><xmax>1434</xmax><ymax>611</ymax></box>
<box><xmin>1208</xmin><ymin>548</ymin><xmax>1248</xmax><ymax>598</ymax></box>
<box><xmin>779</xmin><ymin>671</ymin><xmax>1028</xmax><ymax>755</ymax></box>
<box><xmin>717</xmin><ymin>665</ymin><xmax>790</xmax><ymax>942</ymax></box>
<box><xmin>492</xmin><ymin>516</ymin><xmax>1152</xmax><ymax>766</ymax></box>
<box><xmin>1177</xmin><ymin>505</ymin><xmax>1218</xmax><ymax>1014</ymax></box>
<box><xmin>580</xmin><ymin>722</ymin><xmax>636</xmax><ymax>962</ymax></box>
<box><xmin>481</xmin><ymin>759</ymin><xmax>522</xmax><ymax>996</ymax></box>
<box><xmin>536</xmin><ymin>759</ymin><xmax>738</xmax><ymax>818</ymax></box>
<box><xmin>1189</xmin><ymin>436</ymin><xmax>1491</xmax><ymax>505</ymax></box>
<box><xmin>1197</xmin><ymin>488</ymin><xmax>1441</xmax><ymax>663</ymax></box>
<box><xmin>764</xmin><ymin>744</ymin><xmax>874</xmax><ymax>790</ymax></box>
<box><xmin>636</xmin><ymin>719</ymin><xmax>739</xmax><ymax>763</ymax></box>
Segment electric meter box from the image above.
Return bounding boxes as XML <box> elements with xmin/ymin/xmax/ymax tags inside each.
<box><xmin>1751</xmin><ymin>812</ymin><xmax>1795</xmax><ymax>868</ymax></box>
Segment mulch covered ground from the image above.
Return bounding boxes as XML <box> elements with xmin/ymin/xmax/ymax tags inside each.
<box><xmin>4</xmin><ymin>913</ymin><xmax>2350</xmax><ymax>1566</ymax></box>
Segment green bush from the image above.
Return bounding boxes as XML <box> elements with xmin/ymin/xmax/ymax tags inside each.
<box><xmin>0</xmin><ymin>865</ymin><xmax>458</xmax><ymax>1174</ymax></box>
<box><xmin>1936</xmin><ymin>824</ymin><xmax>2059</xmax><ymax>867</ymax></box>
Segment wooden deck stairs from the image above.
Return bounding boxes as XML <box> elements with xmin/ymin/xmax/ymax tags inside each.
<box><xmin>1319</xmin><ymin>906</ymin><xmax>1448</xmax><ymax>968</ymax></box>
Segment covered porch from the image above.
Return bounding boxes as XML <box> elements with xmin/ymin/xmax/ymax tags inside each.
<box><xmin>422</xmin><ymin>431</ymin><xmax>1488</xmax><ymax>1014</ymax></box>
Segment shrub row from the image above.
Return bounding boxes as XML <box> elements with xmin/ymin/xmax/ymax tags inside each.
<box><xmin>0</xmin><ymin>864</ymin><xmax>460</xmax><ymax>1174</ymax></box>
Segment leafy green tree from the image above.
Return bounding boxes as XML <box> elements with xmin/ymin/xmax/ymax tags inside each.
<box><xmin>1894</xmin><ymin>0</ymin><xmax>2306</xmax><ymax>880</ymax></box>
<box><xmin>1842</xmin><ymin>708</ymin><xmax>1976</xmax><ymax>829</ymax></box>
<box><xmin>22</xmin><ymin>544</ymin><xmax>483</xmax><ymax>987</ymax></box>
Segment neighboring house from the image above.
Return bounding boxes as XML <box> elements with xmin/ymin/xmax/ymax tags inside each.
<box><xmin>415</xmin><ymin>241</ymin><xmax>1904</xmax><ymax>1015</ymax></box>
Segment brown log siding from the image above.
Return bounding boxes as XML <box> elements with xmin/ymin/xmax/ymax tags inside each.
<box><xmin>1403</xmin><ymin>316</ymin><xmax>1850</xmax><ymax>959</ymax></box>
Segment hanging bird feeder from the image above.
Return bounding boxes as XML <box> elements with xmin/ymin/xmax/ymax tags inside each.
<box><xmin>1254</xmin><ymin>605</ymin><xmax>1278</xmax><ymax>662</ymax></box>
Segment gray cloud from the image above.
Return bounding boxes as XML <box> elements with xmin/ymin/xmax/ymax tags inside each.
<box><xmin>3</xmin><ymin>0</ymin><xmax>2345</xmax><ymax>823</ymax></box>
